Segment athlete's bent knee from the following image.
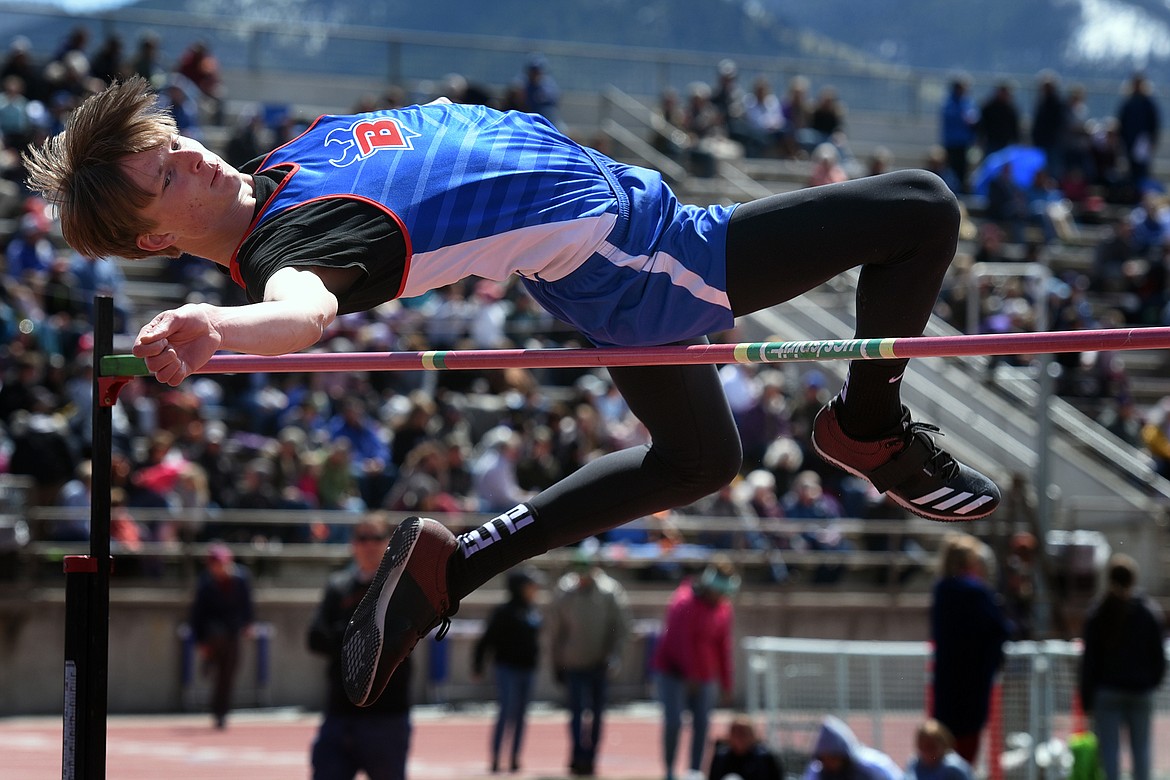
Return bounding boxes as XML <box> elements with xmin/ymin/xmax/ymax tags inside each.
<box><xmin>895</xmin><ymin>169</ymin><xmax>960</xmax><ymax>230</ymax></box>
<box><xmin>660</xmin><ymin>437</ymin><xmax>743</xmax><ymax>505</ymax></box>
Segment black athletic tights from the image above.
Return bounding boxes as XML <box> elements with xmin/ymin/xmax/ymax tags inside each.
<box><xmin>449</xmin><ymin>170</ymin><xmax>960</xmax><ymax>599</ymax></box>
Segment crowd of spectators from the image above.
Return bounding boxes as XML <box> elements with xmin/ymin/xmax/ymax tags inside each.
<box><xmin>0</xmin><ymin>26</ymin><xmax>887</xmax><ymax>586</ymax></box>
<box><xmin>925</xmin><ymin>68</ymin><xmax>1170</xmax><ymax>473</ymax></box>
<box><xmin>3</xmin><ymin>23</ymin><xmax>1170</xmax><ymax>591</ymax></box>
<box><xmin>651</xmin><ymin>62</ymin><xmax>855</xmax><ymax>178</ymax></box>
<box><xmin>642</xmin><ymin>59</ymin><xmax>1170</xmax><ymax>479</ymax></box>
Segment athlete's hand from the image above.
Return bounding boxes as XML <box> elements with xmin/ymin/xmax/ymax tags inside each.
<box><xmin>133</xmin><ymin>303</ymin><xmax>223</xmax><ymax>386</ymax></box>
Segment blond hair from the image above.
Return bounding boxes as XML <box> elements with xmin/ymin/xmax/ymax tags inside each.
<box><xmin>937</xmin><ymin>532</ymin><xmax>992</xmax><ymax>579</ymax></box>
<box><xmin>23</xmin><ymin>76</ymin><xmax>178</xmax><ymax>259</ymax></box>
<box><xmin>915</xmin><ymin>718</ymin><xmax>955</xmax><ymax>750</ymax></box>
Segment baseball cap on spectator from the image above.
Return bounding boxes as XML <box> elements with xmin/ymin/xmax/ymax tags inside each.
<box><xmin>697</xmin><ymin>556</ymin><xmax>740</xmax><ymax>597</ymax></box>
<box><xmin>507</xmin><ymin>566</ymin><xmax>544</xmax><ymax>590</ymax></box>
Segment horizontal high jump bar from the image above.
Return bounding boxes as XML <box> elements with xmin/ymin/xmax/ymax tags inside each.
<box><xmin>100</xmin><ymin>326</ymin><xmax>1170</xmax><ymax>377</ymax></box>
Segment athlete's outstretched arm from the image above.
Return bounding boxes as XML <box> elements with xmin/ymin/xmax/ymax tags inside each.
<box><xmin>132</xmin><ymin>265</ymin><xmax>340</xmax><ymax>386</ymax></box>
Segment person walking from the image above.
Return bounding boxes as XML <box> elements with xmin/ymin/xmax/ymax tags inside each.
<box><xmin>652</xmin><ymin>558</ymin><xmax>739</xmax><ymax>780</ymax></box>
<box><xmin>189</xmin><ymin>542</ymin><xmax>254</xmax><ymax>729</ymax></box>
<box><xmin>307</xmin><ymin>515</ymin><xmax>413</xmax><ymax>780</ymax></box>
<box><xmin>549</xmin><ymin>549</ymin><xmax>631</xmax><ymax>776</ymax></box>
<box><xmin>929</xmin><ymin>533</ymin><xmax>1013</xmax><ymax>765</ymax></box>
<box><xmin>473</xmin><ymin>567</ymin><xmax>544</xmax><ymax>774</ymax></box>
<box><xmin>1080</xmin><ymin>553</ymin><xmax>1166</xmax><ymax>780</ymax></box>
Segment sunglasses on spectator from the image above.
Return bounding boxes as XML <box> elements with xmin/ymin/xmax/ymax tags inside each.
<box><xmin>353</xmin><ymin>534</ymin><xmax>389</xmax><ymax>543</ymax></box>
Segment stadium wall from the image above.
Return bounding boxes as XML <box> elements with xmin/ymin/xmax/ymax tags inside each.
<box><xmin>0</xmin><ymin>586</ymin><xmax>930</xmax><ymax>716</ymax></box>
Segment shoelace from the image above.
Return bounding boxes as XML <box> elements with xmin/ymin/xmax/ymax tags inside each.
<box><xmin>902</xmin><ymin>420</ymin><xmax>961</xmax><ymax>480</ymax></box>
<box><xmin>434</xmin><ymin>617</ymin><xmax>452</xmax><ymax>641</ymax></box>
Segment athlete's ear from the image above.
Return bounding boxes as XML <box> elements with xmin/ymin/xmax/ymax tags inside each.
<box><xmin>136</xmin><ymin>231</ymin><xmax>177</xmax><ymax>254</ymax></box>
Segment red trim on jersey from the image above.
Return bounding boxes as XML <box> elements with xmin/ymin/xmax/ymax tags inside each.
<box><xmin>253</xmin><ymin>114</ymin><xmax>328</xmax><ymax>171</ymax></box>
<box><xmin>229</xmin><ymin>162</ymin><xmax>414</xmax><ymax>298</ymax></box>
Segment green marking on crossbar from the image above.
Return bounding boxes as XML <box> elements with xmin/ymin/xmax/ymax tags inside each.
<box><xmin>755</xmin><ymin>339</ymin><xmax>873</xmax><ymax>361</ymax></box>
<box><xmin>100</xmin><ymin>355</ymin><xmax>151</xmax><ymax>377</ymax></box>
<box><xmin>421</xmin><ymin>351</ymin><xmax>447</xmax><ymax>370</ymax></box>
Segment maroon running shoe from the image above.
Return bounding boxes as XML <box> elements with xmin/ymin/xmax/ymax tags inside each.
<box><xmin>342</xmin><ymin>516</ymin><xmax>459</xmax><ymax>707</ymax></box>
<box><xmin>812</xmin><ymin>400</ymin><xmax>1000</xmax><ymax>521</ymax></box>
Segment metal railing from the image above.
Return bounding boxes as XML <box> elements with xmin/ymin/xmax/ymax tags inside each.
<box><xmin>14</xmin><ymin>505</ymin><xmax>958</xmax><ymax>587</ymax></box>
<box><xmin>744</xmin><ymin>636</ymin><xmax>1170</xmax><ymax>780</ymax></box>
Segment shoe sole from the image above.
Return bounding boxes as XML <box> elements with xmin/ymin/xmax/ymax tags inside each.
<box><xmin>342</xmin><ymin>517</ymin><xmax>422</xmax><ymax>707</ymax></box>
<box><xmin>812</xmin><ymin>436</ymin><xmax>997</xmax><ymax>522</ymax></box>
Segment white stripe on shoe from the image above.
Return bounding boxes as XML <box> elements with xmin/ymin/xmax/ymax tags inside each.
<box><xmin>911</xmin><ymin>488</ymin><xmax>996</xmax><ymax>516</ymax></box>
<box><xmin>934</xmin><ymin>491</ymin><xmax>974</xmax><ymax>510</ymax></box>
<box><xmin>910</xmin><ymin>487</ymin><xmax>953</xmax><ymax>506</ymax></box>
<box><xmin>954</xmin><ymin>495</ymin><xmax>996</xmax><ymax>515</ymax></box>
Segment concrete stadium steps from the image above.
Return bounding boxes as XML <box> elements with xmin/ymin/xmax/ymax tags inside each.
<box><xmin>1127</xmin><ymin>372</ymin><xmax>1170</xmax><ymax>407</ymax></box>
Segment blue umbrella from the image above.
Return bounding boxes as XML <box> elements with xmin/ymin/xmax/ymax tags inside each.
<box><xmin>972</xmin><ymin>145</ymin><xmax>1047</xmax><ymax>197</ymax></box>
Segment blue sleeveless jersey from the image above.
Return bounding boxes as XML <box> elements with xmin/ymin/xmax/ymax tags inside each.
<box><xmin>237</xmin><ymin>102</ymin><xmax>736</xmax><ymax>346</ymax></box>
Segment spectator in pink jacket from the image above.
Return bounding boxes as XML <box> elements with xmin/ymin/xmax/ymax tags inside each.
<box><xmin>651</xmin><ymin>557</ymin><xmax>740</xmax><ymax>780</ymax></box>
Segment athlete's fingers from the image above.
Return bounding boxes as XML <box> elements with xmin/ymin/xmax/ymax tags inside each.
<box><xmin>132</xmin><ymin>337</ymin><xmax>169</xmax><ymax>357</ymax></box>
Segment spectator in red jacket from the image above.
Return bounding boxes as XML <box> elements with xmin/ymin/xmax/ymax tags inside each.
<box><xmin>652</xmin><ymin>557</ymin><xmax>739</xmax><ymax>780</ymax></box>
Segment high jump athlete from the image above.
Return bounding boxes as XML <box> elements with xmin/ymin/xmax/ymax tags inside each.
<box><xmin>24</xmin><ymin>76</ymin><xmax>1000</xmax><ymax>708</ymax></box>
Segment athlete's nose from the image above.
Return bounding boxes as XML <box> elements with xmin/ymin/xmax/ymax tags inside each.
<box><xmin>175</xmin><ymin>146</ymin><xmax>205</xmax><ymax>172</ymax></box>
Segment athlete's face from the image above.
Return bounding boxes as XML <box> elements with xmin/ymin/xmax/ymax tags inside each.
<box><xmin>121</xmin><ymin>134</ymin><xmax>251</xmax><ymax>256</ymax></box>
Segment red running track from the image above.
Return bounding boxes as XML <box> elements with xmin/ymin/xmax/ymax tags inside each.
<box><xmin>2</xmin><ymin>704</ymin><xmax>692</xmax><ymax>780</ymax></box>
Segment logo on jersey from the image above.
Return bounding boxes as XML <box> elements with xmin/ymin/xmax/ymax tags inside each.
<box><xmin>324</xmin><ymin>117</ymin><xmax>421</xmax><ymax>167</ymax></box>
